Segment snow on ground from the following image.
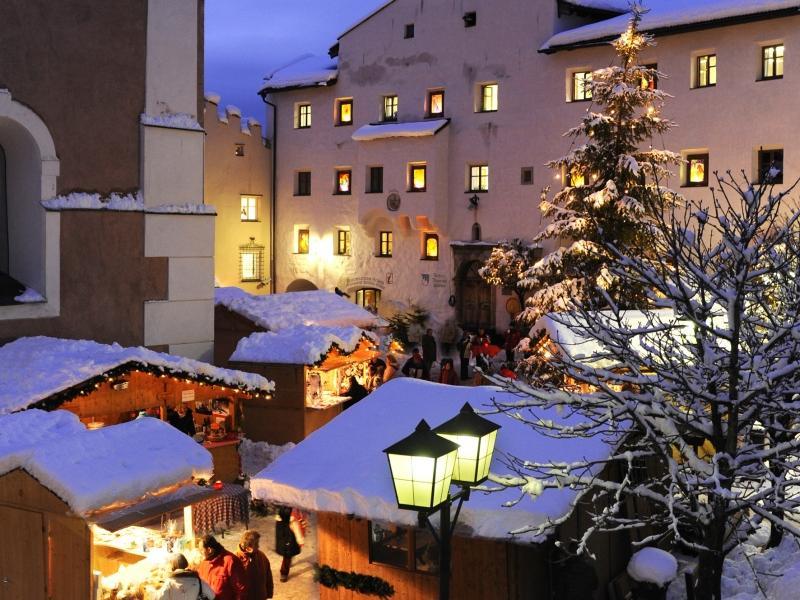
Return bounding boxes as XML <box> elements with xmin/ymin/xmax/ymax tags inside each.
<box><xmin>250</xmin><ymin>378</ymin><xmax>621</xmax><ymax>543</ymax></box>
<box><xmin>140</xmin><ymin>112</ymin><xmax>204</xmax><ymax>131</ymax></box>
<box><xmin>260</xmin><ymin>54</ymin><xmax>338</xmax><ymax>92</ymax></box>
<box><xmin>0</xmin><ymin>336</ymin><xmax>274</xmax><ymax>414</ymax></box>
<box><xmin>41</xmin><ymin>190</ymin><xmax>216</xmax><ymax>214</ymax></box>
<box><xmin>239</xmin><ymin>438</ymin><xmax>295</xmax><ymax>477</ymax></box>
<box><xmin>13</xmin><ymin>286</ymin><xmax>45</xmax><ymax>303</ymax></box>
<box><xmin>543</xmin><ymin>0</ymin><xmax>800</xmax><ymax>50</ymax></box>
<box><xmin>215</xmin><ymin>287</ymin><xmax>384</xmax><ymax>331</ymax></box>
<box><xmin>230</xmin><ymin>326</ymin><xmax>378</xmax><ymax>365</ymax></box>
<box><xmin>352</xmin><ymin>119</ymin><xmax>450</xmax><ymax>141</ymax></box>
<box><xmin>0</xmin><ymin>410</ymin><xmax>213</xmax><ymax>515</ymax></box>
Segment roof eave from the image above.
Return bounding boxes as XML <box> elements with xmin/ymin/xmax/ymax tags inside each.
<box><xmin>259</xmin><ymin>77</ymin><xmax>338</xmax><ymax>97</ymax></box>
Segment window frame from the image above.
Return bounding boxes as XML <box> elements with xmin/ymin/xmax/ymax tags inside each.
<box><xmin>423</xmin><ymin>232</ymin><xmax>439</xmax><ymax>260</ymax></box>
<box><xmin>336</xmin><ymin>229</ymin><xmax>352</xmax><ymax>256</ymax></box>
<box><xmin>761</xmin><ymin>44</ymin><xmax>784</xmax><ymax>80</ymax></box>
<box><xmin>356</xmin><ymin>288</ymin><xmax>382</xmax><ymax>311</ymax></box>
<box><xmin>296</xmin><ymin>103</ymin><xmax>312</xmax><ymax>129</ymax></box>
<box><xmin>240</xmin><ymin>196</ymin><xmax>259</xmax><ymax>222</ymax></box>
<box><xmin>234</xmin><ymin>143</ymin><xmax>245</xmax><ymax>157</ymax></box>
<box><xmin>695</xmin><ymin>54</ymin><xmax>717</xmax><ymax>88</ymax></box>
<box><xmin>758</xmin><ymin>148</ymin><xmax>784</xmax><ymax>184</ymax></box>
<box><xmin>368</xmin><ymin>521</ymin><xmax>439</xmax><ymax>575</ymax></box>
<box><xmin>570</xmin><ymin>71</ymin><xmax>592</xmax><ymax>102</ymax></box>
<box><xmin>367</xmin><ymin>166</ymin><xmax>384</xmax><ymax>194</ymax></box>
<box><xmin>378</xmin><ymin>231</ymin><xmax>393</xmax><ymax>257</ymax></box>
<box><xmin>684</xmin><ymin>153</ymin><xmax>709</xmax><ymax>187</ymax></box>
<box><xmin>427</xmin><ymin>90</ymin><xmax>445</xmax><ymax>118</ymax></box>
<box><xmin>239</xmin><ymin>240</ymin><xmax>265</xmax><ymax>282</ymax></box>
<box><xmin>295</xmin><ymin>171</ymin><xmax>311</xmax><ymax>197</ymax></box>
<box><xmin>296</xmin><ymin>228</ymin><xmax>310</xmax><ymax>255</ymax></box>
<box><xmin>336</xmin><ymin>98</ymin><xmax>354</xmax><ymax>126</ymax></box>
<box><xmin>463</xmin><ymin>11</ymin><xmax>477</xmax><ymax>27</ymax></box>
<box><xmin>404</xmin><ymin>23</ymin><xmax>415</xmax><ymax>39</ymax></box>
<box><xmin>382</xmin><ymin>95</ymin><xmax>398</xmax><ymax>122</ymax></box>
<box><xmin>335</xmin><ymin>169</ymin><xmax>352</xmax><ymax>195</ymax></box>
<box><xmin>478</xmin><ymin>83</ymin><xmax>498</xmax><ymax>112</ymax></box>
<box><xmin>521</xmin><ymin>167</ymin><xmax>534</xmax><ymax>185</ymax></box>
<box><xmin>409</xmin><ymin>164</ymin><xmax>427</xmax><ymax>192</ymax></box>
<box><xmin>468</xmin><ymin>164</ymin><xmax>489</xmax><ymax>192</ymax></box>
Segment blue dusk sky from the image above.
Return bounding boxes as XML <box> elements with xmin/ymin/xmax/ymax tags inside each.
<box><xmin>205</xmin><ymin>0</ymin><xmax>382</xmax><ymax>123</ymax></box>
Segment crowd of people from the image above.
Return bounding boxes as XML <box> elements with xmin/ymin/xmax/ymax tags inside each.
<box><xmin>152</xmin><ymin>506</ymin><xmax>306</xmax><ymax>600</ymax></box>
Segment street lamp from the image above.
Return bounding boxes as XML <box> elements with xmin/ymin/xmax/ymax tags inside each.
<box><xmin>383</xmin><ymin>404</ymin><xmax>501</xmax><ymax>600</ymax></box>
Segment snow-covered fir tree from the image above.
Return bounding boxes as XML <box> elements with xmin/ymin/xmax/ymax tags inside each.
<box><xmin>478</xmin><ymin>239</ymin><xmax>539</xmax><ymax>308</ymax></box>
<box><xmin>489</xmin><ymin>172</ymin><xmax>800</xmax><ymax>600</ymax></box>
<box><xmin>521</xmin><ymin>6</ymin><xmax>680</xmax><ymax>323</ymax></box>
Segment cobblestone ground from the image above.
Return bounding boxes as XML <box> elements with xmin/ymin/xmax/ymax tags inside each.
<box><xmin>216</xmin><ymin>511</ymin><xmax>319</xmax><ymax>600</ymax></box>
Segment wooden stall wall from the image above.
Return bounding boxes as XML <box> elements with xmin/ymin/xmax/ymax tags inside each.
<box><xmin>316</xmin><ymin>513</ymin><xmax>543</xmax><ymax>600</ymax></box>
<box><xmin>0</xmin><ymin>469</ymin><xmax>91</xmax><ymax>600</ymax></box>
<box><xmin>214</xmin><ymin>306</ymin><xmax>263</xmax><ymax>367</ymax></box>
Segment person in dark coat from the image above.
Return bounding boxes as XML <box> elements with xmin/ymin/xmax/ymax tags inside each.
<box><xmin>236</xmin><ymin>530</ymin><xmax>273</xmax><ymax>600</ymax></box>
<box><xmin>456</xmin><ymin>331</ymin><xmax>472</xmax><ymax>380</ymax></box>
<box><xmin>421</xmin><ymin>328</ymin><xmax>437</xmax><ymax>375</ymax></box>
<box><xmin>401</xmin><ymin>348</ymin><xmax>429</xmax><ymax>380</ymax></box>
<box><xmin>275</xmin><ymin>506</ymin><xmax>304</xmax><ymax>582</ymax></box>
<box><xmin>504</xmin><ymin>327</ymin><xmax>521</xmax><ymax>363</ymax></box>
<box><xmin>342</xmin><ymin>376</ymin><xmax>369</xmax><ymax>409</ymax></box>
<box><xmin>438</xmin><ymin>358</ymin><xmax>459</xmax><ymax>386</ymax></box>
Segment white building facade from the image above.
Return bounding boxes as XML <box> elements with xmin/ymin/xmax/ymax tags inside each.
<box><xmin>262</xmin><ymin>0</ymin><xmax>800</xmax><ymax>332</ymax></box>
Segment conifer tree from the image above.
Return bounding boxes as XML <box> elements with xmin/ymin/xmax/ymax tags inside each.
<box><xmin>521</xmin><ymin>5</ymin><xmax>680</xmax><ymax>323</ymax></box>
<box><xmin>478</xmin><ymin>239</ymin><xmax>539</xmax><ymax>308</ymax></box>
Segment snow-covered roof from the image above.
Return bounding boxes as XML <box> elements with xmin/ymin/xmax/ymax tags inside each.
<box><xmin>0</xmin><ymin>410</ymin><xmax>213</xmax><ymax>515</ymax></box>
<box><xmin>215</xmin><ymin>287</ymin><xmax>385</xmax><ymax>331</ymax></box>
<box><xmin>0</xmin><ymin>336</ymin><xmax>274</xmax><ymax>415</ymax></box>
<box><xmin>543</xmin><ymin>0</ymin><xmax>800</xmax><ymax>51</ymax></box>
<box><xmin>250</xmin><ymin>379</ymin><xmax>620</xmax><ymax>544</ymax></box>
<box><xmin>260</xmin><ymin>55</ymin><xmax>339</xmax><ymax>93</ymax></box>
<box><xmin>561</xmin><ymin>0</ymin><xmax>628</xmax><ymax>13</ymax></box>
<box><xmin>351</xmin><ymin>119</ymin><xmax>450</xmax><ymax>141</ymax></box>
<box><xmin>230</xmin><ymin>325</ymin><xmax>378</xmax><ymax>365</ymax></box>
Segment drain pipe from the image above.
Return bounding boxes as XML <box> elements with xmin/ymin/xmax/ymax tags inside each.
<box><xmin>261</xmin><ymin>94</ymin><xmax>277</xmax><ymax>294</ymax></box>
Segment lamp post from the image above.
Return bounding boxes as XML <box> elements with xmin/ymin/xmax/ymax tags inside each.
<box><xmin>383</xmin><ymin>403</ymin><xmax>500</xmax><ymax>600</ymax></box>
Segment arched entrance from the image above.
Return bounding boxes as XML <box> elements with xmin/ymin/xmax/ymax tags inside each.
<box><xmin>286</xmin><ymin>278</ymin><xmax>318</xmax><ymax>292</ymax></box>
<box><xmin>456</xmin><ymin>260</ymin><xmax>494</xmax><ymax>332</ymax></box>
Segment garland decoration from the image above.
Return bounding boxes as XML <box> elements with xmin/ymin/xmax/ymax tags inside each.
<box><xmin>314</xmin><ymin>564</ymin><xmax>395</xmax><ymax>598</ymax></box>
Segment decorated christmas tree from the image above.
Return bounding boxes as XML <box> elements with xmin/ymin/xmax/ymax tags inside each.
<box><xmin>478</xmin><ymin>238</ymin><xmax>540</xmax><ymax>308</ymax></box>
<box><xmin>521</xmin><ymin>5</ymin><xmax>681</xmax><ymax>323</ymax></box>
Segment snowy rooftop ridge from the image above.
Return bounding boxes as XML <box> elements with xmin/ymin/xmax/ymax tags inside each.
<box><xmin>230</xmin><ymin>325</ymin><xmax>378</xmax><ymax>365</ymax></box>
<box><xmin>215</xmin><ymin>287</ymin><xmax>385</xmax><ymax>331</ymax></box>
<box><xmin>351</xmin><ymin>119</ymin><xmax>450</xmax><ymax>141</ymax></box>
<box><xmin>41</xmin><ymin>191</ymin><xmax>216</xmax><ymax>215</ymax></box>
<box><xmin>561</xmin><ymin>0</ymin><xmax>629</xmax><ymax>12</ymax></box>
<box><xmin>0</xmin><ymin>336</ymin><xmax>274</xmax><ymax>415</ymax></box>
<box><xmin>260</xmin><ymin>54</ymin><xmax>339</xmax><ymax>93</ymax></box>
<box><xmin>0</xmin><ymin>410</ymin><xmax>213</xmax><ymax>515</ymax></box>
<box><xmin>542</xmin><ymin>0</ymin><xmax>800</xmax><ymax>51</ymax></box>
<box><xmin>251</xmin><ymin>379</ymin><xmax>621</xmax><ymax>544</ymax></box>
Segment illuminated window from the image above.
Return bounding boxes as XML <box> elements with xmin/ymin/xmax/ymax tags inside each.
<box><xmin>404</xmin><ymin>24</ymin><xmax>415</xmax><ymax>39</ymax></box>
<box><xmin>296</xmin><ymin>104</ymin><xmax>311</xmax><ymax>128</ymax></box>
<box><xmin>296</xmin><ymin>171</ymin><xmax>311</xmax><ymax>196</ymax></box>
<box><xmin>567</xmin><ymin>169</ymin><xmax>585</xmax><ymax>187</ymax></box>
<box><xmin>571</xmin><ymin>71</ymin><xmax>592</xmax><ymax>101</ymax></box>
<box><xmin>685</xmin><ymin>153</ymin><xmax>709</xmax><ymax>187</ymax></box>
<box><xmin>379</xmin><ymin>231</ymin><xmax>393</xmax><ymax>257</ymax></box>
<box><xmin>758</xmin><ymin>148</ymin><xmax>783</xmax><ymax>184</ymax></box>
<box><xmin>383</xmin><ymin>95</ymin><xmax>398</xmax><ymax>121</ymax></box>
<box><xmin>356</xmin><ymin>288</ymin><xmax>382</xmax><ymax>312</ymax></box>
<box><xmin>297</xmin><ymin>229</ymin><xmax>310</xmax><ymax>254</ymax></box>
<box><xmin>240</xmin><ymin>196</ymin><xmax>258</xmax><ymax>221</ymax></box>
<box><xmin>369</xmin><ymin>521</ymin><xmax>439</xmax><ymax>574</ymax></box>
<box><xmin>641</xmin><ymin>64</ymin><xmax>658</xmax><ymax>90</ymax></box>
<box><xmin>762</xmin><ymin>44</ymin><xmax>784</xmax><ymax>80</ymax></box>
<box><xmin>336</xmin><ymin>229</ymin><xmax>351</xmax><ymax>255</ymax></box>
<box><xmin>335</xmin><ymin>169</ymin><xmax>352</xmax><ymax>194</ymax></box>
<box><xmin>423</xmin><ymin>233</ymin><xmax>439</xmax><ymax>260</ymax></box>
<box><xmin>234</xmin><ymin>143</ymin><xmax>245</xmax><ymax>157</ymax></box>
<box><xmin>337</xmin><ymin>99</ymin><xmax>353</xmax><ymax>125</ymax></box>
<box><xmin>409</xmin><ymin>164</ymin><xmax>427</xmax><ymax>192</ymax></box>
<box><xmin>239</xmin><ymin>238</ymin><xmax>264</xmax><ymax>282</ymax></box>
<box><xmin>521</xmin><ymin>167</ymin><xmax>534</xmax><ymax>185</ymax></box>
<box><xmin>696</xmin><ymin>54</ymin><xmax>717</xmax><ymax>88</ymax></box>
<box><xmin>368</xmin><ymin>166</ymin><xmax>383</xmax><ymax>193</ymax></box>
<box><xmin>469</xmin><ymin>165</ymin><xmax>489</xmax><ymax>192</ymax></box>
<box><xmin>428</xmin><ymin>90</ymin><xmax>444</xmax><ymax>117</ymax></box>
<box><xmin>479</xmin><ymin>83</ymin><xmax>498</xmax><ymax>112</ymax></box>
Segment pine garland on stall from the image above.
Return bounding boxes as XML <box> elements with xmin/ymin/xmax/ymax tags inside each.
<box><xmin>314</xmin><ymin>564</ymin><xmax>395</xmax><ymax>598</ymax></box>
<box><xmin>521</xmin><ymin>4</ymin><xmax>681</xmax><ymax>323</ymax></box>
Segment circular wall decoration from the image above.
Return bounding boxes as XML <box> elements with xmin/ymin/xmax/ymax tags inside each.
<box><xmin>505</xmin><ymin>296</ymin><xmax>522</xmax><ymax>316</ymax></box>
<box><xmin>386</xmin><ymin>192</ymin><xmax>401</xmax><ymax>211</ymax></box>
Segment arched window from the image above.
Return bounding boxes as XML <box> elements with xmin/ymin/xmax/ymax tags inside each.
<box><xmin>471</xmin><ymin>222</ymin><xmax>482</xmax><ymax>241</ymax></box>
<box><xmin>355</xmin><ymin>288</ymin><xmax>381</xmax><ymax>312</ymax></box>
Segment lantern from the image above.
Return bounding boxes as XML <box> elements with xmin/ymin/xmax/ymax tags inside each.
<box><xmin>433</xmin><ymin>403</ymin><xmax>500</xmax><ymax>486</ymax></box>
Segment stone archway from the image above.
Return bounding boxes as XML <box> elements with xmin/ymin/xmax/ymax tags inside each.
<box><xmin>286</xmin><ymin>278</ymin><xmax>318</xmax><ymax>292</ymax></box>
<box><xmin>456</xmin><ymin>260</ymin><xmax>494</xmax><ymax>332</ymax></box>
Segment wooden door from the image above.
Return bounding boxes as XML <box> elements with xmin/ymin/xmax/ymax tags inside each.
<box><xmin>0</xmin><ymin>505</ymin><xmax>46</xmax><ymax>600</ymax></box>
<box><xmin>458</xmin><ymin>261</ymin><xmax>494</xmax><ymax>331</ymax></box>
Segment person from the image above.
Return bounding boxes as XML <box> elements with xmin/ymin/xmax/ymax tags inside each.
<box><xmin>154</xmin><ymin>553</ymin><xmax>216</xmax><ymax>600</ymax></box>
<box><xmin>383</xmin><ymin>354</ymin><xmax>399</xmax><ymax>382</ymax></box>
<box><xmin>342</xmin><ymin>375</ymin><xmax>369</xmax><ymax>409</ymax></box>
<box><xmin>197</xmin><ymin>534</ymin><xmax>246</xmax><ymax>600</ymax></box>
<box><xmin>504</xmin><ymin>327</ymin><xmax>521</xmax><ymax>363</ymax></box>
<box><xmin>236</xmin><ymin>530</ymin><xmax>273</xmax><ymax>600</ymax></box>
<box><xmin>421</xmin><ymin>328</ymin><xmax>437</xmax><ymax>376</ymax></box>
<box><xmin>457</xmin><ymin>331</ymin><xmax>472</xmax><ymax>380</ymax></box>
<box><xmin>438</xmin><ymin>358</ymin><xmax>459</xmax><ymax>386</ymax></box>
<box><xmin>275</xmin><ymin>506</ymin><xmax>305</xmax><ymax>582</ymax></box>
<box><xmin>498</xmin><ymin>363</ymin><xmax>517</xmax><ymax>380</ymax></box>
<box><xmin>401</xmin><ymin>348</ymin><xmax>429</xmax><ymax>379</ymax></box>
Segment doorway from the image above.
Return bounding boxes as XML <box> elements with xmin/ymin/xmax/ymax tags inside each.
<box><xmin>457</xmin><ymin>260</ymin><xmax>494</xmax><ymax>331</ymax></box>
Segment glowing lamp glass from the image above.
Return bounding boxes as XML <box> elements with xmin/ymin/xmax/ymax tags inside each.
<box><xmin>433</xmin><ymin>403</ymin><xmax>500</xmax><ymax>486</ymax></box>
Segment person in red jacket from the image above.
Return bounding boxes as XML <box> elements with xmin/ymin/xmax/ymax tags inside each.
<box><xmin>198</xmin><ymin>534</ymin><xmax>247</xmax><ymax>600</ymax></box>
<box><xmin>236</xmin><ymin>530</ymin><xmax>273</xmax><ymax>600</ymax></box>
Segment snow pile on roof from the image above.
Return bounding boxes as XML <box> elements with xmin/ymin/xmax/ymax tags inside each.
<box><xmin>562</xmin><ymin>0</ymin><xmax>628</xmax><ymax>11</ymax></box>
<box><xmin>215</xmin><ymin>287</ymin><xmax>384</xmax><ymax>331</ymax></box>
<box><xmin>14</xmin><ymin>287</ymin><xmax>45</xmax><ymax>303</ymax></box>
<box><xmin>239</xmin><ymin>438</ymin><xmax>295</xmax><ymax>477</ymax></box>
<box><xmin>0</xmin><ymin>336</ymin><xmax>274</xmax><ymax>414</ymax></box>
<box><xmin>0</xmin><ymin>410</ymin><xmax>213</xmax><ymax>515</ymax></box>
<box><xmin>140</xmin><ymin>112</ymin><xmax>204</xmax><ymax>131</ymax></box>
<box><xmin>41</xmin><ymin>191</ymin><xmax>216</xmax><ymax>215</ymax></box>
<box><xmin>250</xmin><ymin>379</ymin><xmax>621</xmax><ymax>543</ymax></box>
<box><xmin>627</xmin><ymin>547</ymin><xmax>678</xmax><ymax>587</ymax></box>
<box><xmin>230</xmin><ymin>325</ymin><xmax>378</xmax><ymax>365</ymax></box>
<box><xmin>204</xmin><ymin>91</ymin><xmax>221</xmax><ymax>104</ymax></box>
<box><xmin>352</xmin><ymin>119</ymin><xmax>450</xmax><ymax>141</ymax></box>
<box><xmin>260</xmin><ymin>55</ymin><xmax>339</xmax><ymax>93</ymax></box>
<box><xmin>543</xmin><ymin>0</ymin><xmax>800</xmax><ymax>50</ymax></box>
<box><xmin>226</xmin><ymin>105</ymin><xmax>242</xmax><ymax>118</ymax></box>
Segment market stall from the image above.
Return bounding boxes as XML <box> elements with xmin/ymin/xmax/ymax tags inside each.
<box><xmin>0</xmin><ymin>409</ymin><xmax>236</xmax><ymax>600</ymax></box>
<box><xmin>0</xmin><ymin>336</ymin><xmax>275</xmax><ymax>482</ymax></box>
<box><xmin>228</xmin><ymin>325</ymin><xmax>379</xmax><ymax>444</ymax></box>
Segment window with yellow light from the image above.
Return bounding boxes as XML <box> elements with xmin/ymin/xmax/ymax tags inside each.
<box><xmin>424</xmin><ymin>233</ymin><xmax>439</xmax><ymax>260</ymax></box>
<box><xmin>409</xmin><ymin>164</ymin><xmax>427</xmax><ymax>192</ymax></box>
